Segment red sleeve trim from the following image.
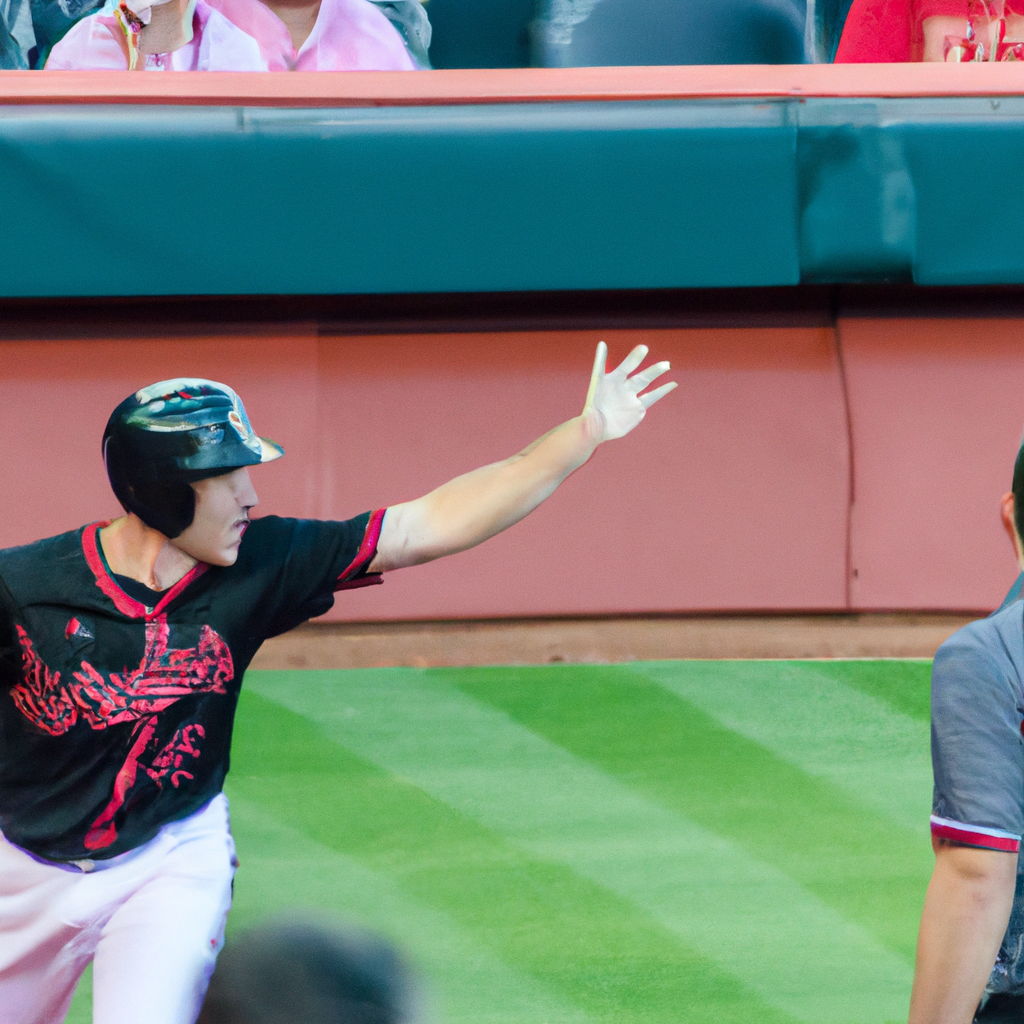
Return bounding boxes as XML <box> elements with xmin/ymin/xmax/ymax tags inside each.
<box><xmin>335</xmin><ymin>573</ymin><xmax>384</xmax><ymax>592</ymax></box>
<box><xmin>334</xmin><ymin>509</ymin><xmax>386</xmax><ymax>590</ymax></box>
<box><xmin>930</xmin><ymin>815</ymin><xmax>1021</xmax><ymax>853</ymax></box>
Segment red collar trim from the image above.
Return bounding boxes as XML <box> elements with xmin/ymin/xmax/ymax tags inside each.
<box><xmin>82</xmin><ymin>522</ymin><xmax>209</xmax><ymax>620</ymax></box>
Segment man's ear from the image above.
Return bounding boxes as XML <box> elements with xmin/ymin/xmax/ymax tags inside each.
<box><xmin>1000</xmin><ymin>491</ymin><xmax>1024</xmax><ymax>569</ymax></box>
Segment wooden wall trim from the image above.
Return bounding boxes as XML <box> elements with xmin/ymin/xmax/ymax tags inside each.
<box><xmin>3</xmin><ymin>65</ymin><xmax>1024</xmax><ymax>108</ymax></box>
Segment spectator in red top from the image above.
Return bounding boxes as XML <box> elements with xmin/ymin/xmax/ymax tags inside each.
<box><xmin>835</xmin><ymin>0</ymin><xmax>1024</xmax><ymax>60</ymax></box>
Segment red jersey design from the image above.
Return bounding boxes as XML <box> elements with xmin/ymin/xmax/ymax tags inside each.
<box><xmin>0</xmin><ymin>513</ymin><xmax>381</xmax><ymax>864</ymax></box>
<box><xmin>11</xmin><ymin>617</ymin><xmax>233</xmax><ymax>849</ymax></box>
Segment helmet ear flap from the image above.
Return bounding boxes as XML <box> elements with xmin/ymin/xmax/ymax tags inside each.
<box><xmin>128</xmin><ymin>480</ymin><xmax>196</xmax><ymax>540</ymax></box>
<box><xmin>103</xmin><ymin>434</ymin><xmax>197</xmax><ymax>539</ymax></box>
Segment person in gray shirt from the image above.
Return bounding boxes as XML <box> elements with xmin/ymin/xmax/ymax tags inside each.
<box><xmin>909</xmin><ymin>439</ymin><xmax>1024</xmax><ymax>1024</ymax></box>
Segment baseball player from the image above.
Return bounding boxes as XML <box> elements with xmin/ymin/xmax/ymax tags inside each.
<box><xmin>0</xmin><ymin>341</ymin><xmax>674</xmax><ymax>1024</ymax></box>
<box><xmin>908</xmin><ymin>437</ymin><xmax>1024</xmax><ymax>1024</ymax></box>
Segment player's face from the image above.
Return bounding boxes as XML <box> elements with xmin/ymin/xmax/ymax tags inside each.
<box><xmin>172</xmin><ymin>467</ymin><xmax>259</xmax><ymax>566</ymax></box>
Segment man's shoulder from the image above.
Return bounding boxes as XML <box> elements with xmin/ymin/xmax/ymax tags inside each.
<box><xmin>0</xmin><ymin>527</ymin><xmax>88</xmax><ymax>598</ymax></box>
<box><xmin>232</xmin><ymin>513</ymin><xmax>375</xmax><ymax>581</ymax></box>
<box><xmin>0</xmin><ymin>527</ymin><xmax>86</xmax><ymax>568</ymax></box>
<box><xmin>238</xmin><ymin>515</ymin><xmax>293</xmax><ymax>543</ymax></box>
<box><xmin>232</xmin><ymin>516</ymin><xmax>309</xmax><ymax>568</ymax></box>
<box><xmin>44</xmin><ymin>10</ymin><xmax>128</xmax><ymax>70</ymax></box>
<box><xmin>935</xmin><ymin>602</ymin><xmax>1024</xmax><ymax>685</ymax></box>
<box><xmin>240</xmin><ymin>514</ymin><xmax>371</xmax><ymax>544</ymax></box>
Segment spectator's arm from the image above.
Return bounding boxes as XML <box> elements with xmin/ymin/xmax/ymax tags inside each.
<box><xmin>908</xmin><ymin>838</ymin><xmax>1017</xmax><ymax>1024</ymax></box>
<box><xmin>920</xmin><ymin>15</ymin><xmax>964</xmax><ymax>58</ymax></box>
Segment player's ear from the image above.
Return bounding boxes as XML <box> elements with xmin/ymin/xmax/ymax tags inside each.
<box><xmin>1000</xmin><ymin>491</ymin><xmax>1024</xmax><ymax>568</ymax></box>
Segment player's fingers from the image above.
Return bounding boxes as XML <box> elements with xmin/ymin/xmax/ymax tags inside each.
<box><xmin>639</xmin><ymin>380</ymin><xmax>678</xmax><ymax>409</ymax></box>
<box><xmin>585</xmin><ymin>341</ymin><xmax>608</xmax><ymax>409</ymax></box>
<box><xmin>627</xmin><ymin>360</ymin><xmax>671</xmax><ymax>392</ymax></box>
<box><xmin>614</xmin><ymin>344</ymin><xmax>649</xmax><ymax>379</ymax></box>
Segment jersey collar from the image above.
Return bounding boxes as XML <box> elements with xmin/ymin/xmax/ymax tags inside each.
<box><xmin>82</xmin><ymin>521</ymin><xmax>209</xmax><ymax>620</ymax></box>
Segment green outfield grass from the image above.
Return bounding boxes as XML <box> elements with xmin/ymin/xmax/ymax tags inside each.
<box><xmin>65</xmin><ymin>659</ymin><xmax>933</xmax><ymax>1024</ymax></box>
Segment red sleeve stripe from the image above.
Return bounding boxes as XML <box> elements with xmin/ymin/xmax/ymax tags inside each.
<box><xmin>930</xmin><ymin>815</ymin><xmax>1021</xmax><ymax>852</ymax></box>
<box><xmin>336</xmin><ymin>509</ymin><xmax>387</xmax><ymax>584</ymax></box>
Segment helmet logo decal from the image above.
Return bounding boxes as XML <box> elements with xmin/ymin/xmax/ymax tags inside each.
<box><xmin>228</xmin><ymin>410</ymin><xmax>249</xmax><ymax>439</ymax></box>
<box><xmin>194</xmin><ymin>425</ymin><xmax>225</xmax><ymax>447</ymax></box>
<box><xmin>229</xmin><ymin>403</ymin><xmax>263</xmax><ymax>455</ymax></box>
<box><xmin>134</xmin><ymin>377</ymin><xmax>222</xmax><ymax>405</ymax></box>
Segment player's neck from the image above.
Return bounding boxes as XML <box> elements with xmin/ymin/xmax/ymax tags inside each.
<box><xmin>99</xmin><ymin>515</ymin><xmax>198</xmax><ymax>592</ymax></box>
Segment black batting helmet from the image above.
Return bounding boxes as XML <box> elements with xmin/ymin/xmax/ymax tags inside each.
<box><xmin>103</xmin><ymin>378</ymin><xmax>283</xmax><ymax>539</ymax></box>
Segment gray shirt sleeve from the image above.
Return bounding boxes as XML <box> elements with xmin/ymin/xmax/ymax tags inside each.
<box><xmin>931</xmin><ymin>604</ymin><xmax>1024</xmax><ymax>849</ymax></box>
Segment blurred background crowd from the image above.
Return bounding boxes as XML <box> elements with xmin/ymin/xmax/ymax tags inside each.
<box><xmin>1</xmin><ymin>0</ymin><xmax>1019</xmax><ymax>73</ymax></box>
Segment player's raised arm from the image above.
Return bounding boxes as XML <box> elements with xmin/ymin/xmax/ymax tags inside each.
<box><xmin>368</xmin><ymin>342</ymin><xmax>676</xmax><ymax>573</ymax></box>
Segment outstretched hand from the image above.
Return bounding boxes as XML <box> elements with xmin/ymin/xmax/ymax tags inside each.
<box><xmin>370</xmin><ymin>341</ymin><xmax>676</xmax><ymax>573</ymax></box>
<box><xmin>582</xmin><ymin>342</ymin><xmax>676</xmax><ymax>442</ymax></box>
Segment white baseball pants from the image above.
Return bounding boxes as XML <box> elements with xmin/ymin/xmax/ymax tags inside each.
<box><xmin>0</xmin><ymin>794</ymin><xmax>236</xmax><ymax>1024</ymax></box>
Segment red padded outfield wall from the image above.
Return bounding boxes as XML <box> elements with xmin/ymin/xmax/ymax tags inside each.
<box><xmin>842</xmin><ymin>318</ymin><xmax>1024</xmax><ymax>612</ymax></box>
<box><xmin>2</xmin><ymin>320</ymin><xmax>1021</xmax><ymax>619</ymax></box>
<box><xmin>3</xmin><ymin>67</ymin><xmax>1024</xmax><ymax>618</ymax></box>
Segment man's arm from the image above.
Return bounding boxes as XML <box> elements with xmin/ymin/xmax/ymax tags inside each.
<box><xmin>368</xmin><ymin>342</ymin><xmax>675</xmax><ymax>572</ymax></box>
<box><xmin>908</xmin><ymin>838</ymin><xmax>1017</xmax><ymax>1024</ymax></box>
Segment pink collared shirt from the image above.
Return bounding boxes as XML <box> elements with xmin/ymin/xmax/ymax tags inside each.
<box><xmin>46</xmin><ymin>0</ymin><xmax>268</xmax><ymax>69</ymax></box>
<box><xmin>204</xmin><ymin>0</ymin><xmax>416</xmax><ymax>70</ymax></box>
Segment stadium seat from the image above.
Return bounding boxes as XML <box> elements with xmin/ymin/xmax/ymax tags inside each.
<box><xmin>425</xmin><ymin>0</ymin><xmax>536</xmax><ymax>68</ymax></box>
<box><xmin>814</xmin><ymin>0</ymin><xmax>857</xmax><ymax>60</ymax></box>
<box><xmin>533</xmin><ymin>0</ymin><xmax>808</xmax><ymax>66</ymax></box>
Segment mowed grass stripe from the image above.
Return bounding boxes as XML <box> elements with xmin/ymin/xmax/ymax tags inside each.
<box><xmin>223</xmin><ymin>792</ymin><xmax>595</xmax><ymax>1024</ymax></box>
<box><xmin>445</xmin><ymin>664</ymin><xmax>930</xmax><ymax>962</ymax></box>
<box><xmin>810</xmin><ymin>660</ymin><xmax>932</xmax><ymax>722</ymax></box>
<box><xmin>634</xmin><ymin>661</ymin><xmax>931</xmax><ymax>830</ymax></box>
<box><xmin>66</xmin><ymin>775</ymin><xmax>596</xmax><ymax>1024</ymax></box>
<box><xmin>230</xmin><ymin>690</ymin><xmax>791</xmax><ymax>1024</ymax></box>
<box><xmin>248</xmin><ymin>671</ymin><xmax>912</xmax><ymax>1024</ymax></box>
<box><xmin>65</xmin><ymin>967</ymin><xmax>92</xmax><ymax>1024</ymax></box>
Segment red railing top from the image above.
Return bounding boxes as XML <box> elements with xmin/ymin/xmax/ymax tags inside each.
<box><xmin>0</xmin><ymin>64</ymin><xmax>1022</xmax><ymax>107</ymax></box>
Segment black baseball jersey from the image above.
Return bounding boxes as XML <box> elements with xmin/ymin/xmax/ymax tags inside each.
<box><xmin>0</xmin><ymin>511</ymin><xmax>384</xmax><ymax>863</ymax></box>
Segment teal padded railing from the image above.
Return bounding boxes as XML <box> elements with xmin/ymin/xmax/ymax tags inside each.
<box><xmin>0</xmin><ymin>100</ymin><xmax>799</xmax><ymax>297</ymax></box>
<box><xmin>0</xmin><ymin>93</ymin><xmax>1022</xmax><ymax>297</ymax></box>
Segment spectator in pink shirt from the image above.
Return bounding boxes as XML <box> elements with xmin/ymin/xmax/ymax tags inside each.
<box><xmin>45</xmin><ymin>0</ymin><xmax>267</xmax><ymax>69</ymax></box>
<box><xmin>206</xmin><ymin>0</ymin><xmax>418</xmax><ymax>69</ymax></box>
<box><xmin>45</xmin><ymin>0</ymin><xmax>421</xmax><ymax>70</ymax></box>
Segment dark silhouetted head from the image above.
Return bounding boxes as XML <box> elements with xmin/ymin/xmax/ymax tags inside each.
<box><xmin>197</xmin><ymin>920</ymin><xmax>421</xmax><ymax>1024</ymax></box>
